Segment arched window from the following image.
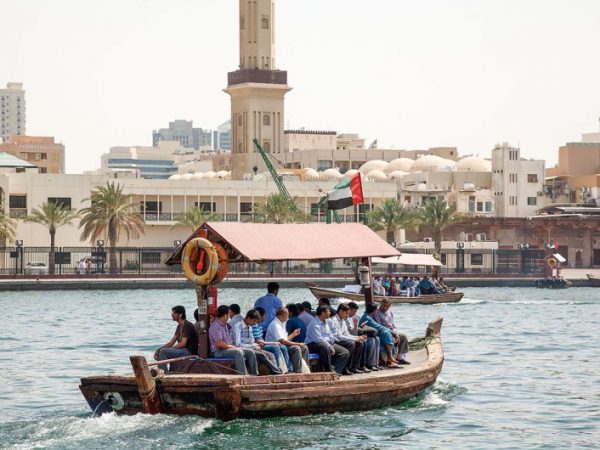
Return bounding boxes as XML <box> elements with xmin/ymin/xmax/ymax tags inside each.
<box><xmin>263</xmin><ymin>114</ymin><xmax>271</xmax><ymax>126</ymax></box>
<box><xmin>262</xmin><ymin>17</ymin><xmax>269</xmax><ymax>29</ymax></box>
<box><xmin>263</xmin><ymin>141</ymin><xmax>271</xmax><ymax>152</ymax></box>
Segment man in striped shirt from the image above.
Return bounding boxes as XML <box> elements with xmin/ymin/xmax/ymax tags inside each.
<box><xmin>232</xmin><ymin>309</ymin><xmax>282</xmax><ymax>375</ymax></box>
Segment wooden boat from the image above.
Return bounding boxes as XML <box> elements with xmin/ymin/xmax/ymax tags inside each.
<box><xmin>80</xmin><ymin>317</ymin><xmax>444</xmax><ymax>420</ymax></box>
<box><xmin>79</xmin><ymin>222</ymin><xmax>446</xmax><ymax>420</ymax></box>
<box><xmin>586</xmin><ymin>273</ymin><xmax>600</xmax><ymax>287</ymax></box>
<box><xmin>307</xmin><ymin>283</ymin><xmax>464</xmax><ymax>305</ymax></box>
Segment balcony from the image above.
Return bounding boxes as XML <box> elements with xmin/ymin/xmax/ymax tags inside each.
<box><xmin>9</xmin><ymin>208</ymin><xmax>27</xmax><ymax>219</ymax></box>
<box><xmin>228</xmin><ymin>69</ymin><xmax>288</xmax><ymax>86</ymax></box>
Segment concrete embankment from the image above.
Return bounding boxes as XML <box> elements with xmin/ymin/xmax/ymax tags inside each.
<box><xmin>0</xmin><ymin>276</ymin><xmax>595</xmax><ymax>290</ymax></box>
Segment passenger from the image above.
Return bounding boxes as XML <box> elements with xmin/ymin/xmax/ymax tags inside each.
<box><xmin>305</xmin><ymin>306</ymin><xmax>350</xmax><ymax>375</ymax></box>
<box><xmin>285</xmin><ymin>303</ymin><xmax>307</xmax><ymax>343</ymax></box>
<box><xmin>332</xmin><ymin>303</ymin><xmax>367</xmax><ymax>374</ymax></box>
<box><xmin>232</xmin><ymin>309</ymin><xmax>282</xmax><ymax>375</ymax></box>
<box><xmin>347</xmin><ymin>302</ymin><xmax>381</xmax><ymax>371</ymax></box>
<box><xmin>389</xmin><ymin>278</ymin><xmax>398</xmax><ymax>296</ymax></box>
<box><xmin>373</xmin><ymin>299</ymin><xmax>410</xmax><ymax>365</ymax></box>
<box><xmin>359</xmin><ymin>303</ymin><xmax>400</xmax><ymax>368</ymax></box>
<box><xmin>413</xmin><ymin>277</ymin><xmax>421</xmax><ymax>296</ymax></box>
<box><xmin>154</xmin><ymin>305</ymin><xmax>199</xmax><ymax>371</ymax></box>
<box><xmin>299</xmin><ymin>301</ymin><xmax>315</xmax><ymax>327</ymax></box>
<box><xmin>318</xmin><ymin>297</ymin><xmax>336</xmax><ymax>316</ymax></box>
<box><xmin>373</xmin><ymin>276</ymin><xmax>385</xmax><ymax>296</ymax></box>
<box><xmin>252</xmin><ymin>307</ymin><xmax>287</xmax><ymax>373</ymax></box>
<box><xmin>228</xmin><ymin>304</ymin><xmax>243</xmax><ymax>327</ymax></box>
<box><xmin>254</xmin><ymin>282</ymin><xmax>284</xmax><ymax>336</ymax></box>
<box><xmin>418</xmin><ymin>276</ymin><xmax>434</xmax><ymax>295</ymax></box>
<box><xmin>437</xmin><ymin>277</ymin><xmax>449</xmax><ymax>293</ymax></box>
<box><xmin>382</xmin><ymin>276</ymin><xmax>391</xmax><ymax>296</ymax></box>
<box><xmin>209</xmin><ymin>305</ymin><xmax>256</xmax><ymax>375</ymax></box>
<box><xmin>265</xmin><ymin>307</ymin><xmax>309</xmax><ymax>373</ymax></box>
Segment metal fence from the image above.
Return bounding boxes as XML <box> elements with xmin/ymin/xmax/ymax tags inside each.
<box><xmin>0</xmin><ymin>246</ymin><xmax>546</xmax><ymax>277</ymax></box>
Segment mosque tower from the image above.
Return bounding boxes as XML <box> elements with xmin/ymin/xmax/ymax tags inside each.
<box><xmin>225</xmin><ymin>0</ymin><xmax>291</xmax><ymax>179</ymax></box>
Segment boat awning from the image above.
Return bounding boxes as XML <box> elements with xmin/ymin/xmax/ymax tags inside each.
<box><xmin>372</xmin><ymin>253</ymin><xmax>443</xmax><ymax>267</ymax></box>
<box><xmin>165</xmin><ymin>222</ymin><xmax>400</xmax><ymax>264</ymax></box>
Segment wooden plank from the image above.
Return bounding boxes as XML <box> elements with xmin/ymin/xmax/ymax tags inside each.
<box><xmin>130</xmin><ymin>355</ymin><xmax>162</xmax><ymax>414</ymax></box>
<box><xmin>243</xmin><ymin>382</ymin><xmax>399</xmax><ymax>402</ymax></box>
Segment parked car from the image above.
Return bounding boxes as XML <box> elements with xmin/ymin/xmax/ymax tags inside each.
<box><xmin>24</xmin><ymin>262</ymin><xmax>49</xmax><ymax>275</ymax></box>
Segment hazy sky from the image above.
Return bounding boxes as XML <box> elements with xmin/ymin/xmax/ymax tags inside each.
<box><xmin>2</xmin><ymin>0</ymin><xmax>599</xmax><ymax>173</ymax></box>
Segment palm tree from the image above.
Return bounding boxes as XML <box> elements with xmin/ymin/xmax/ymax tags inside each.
<box><xmin>172</xmin><ymin>207</ymin><xmax>219</xmax><ymax>231</ymax></box>
<box><xmin>79</xmin><ymin>182</ymin><xmax>145</xmax><ymax>273</ymax></box>
<box><xmin>0</xmin><ymin>211</ymin><xmax>17</xmax><ymax>247</ymax></box>
<box><xmin>367</xmin><ymin>199</ymin><xmax>419</xmax><ymax>244</ymax></box>
<box><xmin>417</xmin><ymin>197</ymin><xmax>465</xmax><ymax>254</ymax></box>
<box><xmin>253</xmin><ymin>193</ymin><xmax>310</xmax><ymax>224</ymax></box>
<box><xmin>26</xmin><ymin>202</ymin><xmax>79</xmax><ymax>274</ymax></box>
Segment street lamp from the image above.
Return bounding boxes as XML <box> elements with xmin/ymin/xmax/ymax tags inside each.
<box><xmin>96</xmin><ymin>240</ymin><xmax>105</xmax><ymax>274</ymax></box>
<box><xmin>15</xmin><ymin>240</ymin><xmax>23</xmax><ymax>275</ymax></box>
<box><xmin>456</xmin><ymin>242</ymin><xmax>465</xmax><ymax>273</ymax></box>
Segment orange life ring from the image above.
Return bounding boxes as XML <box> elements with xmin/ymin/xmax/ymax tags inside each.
<box><xmin>212</xmin><ymin>242</ymin><xmax>229</xmax><ymax>283</ymax></box>
<box><xmin>182</xmin><ymin>238</ymin><xmax>219</xmax><ymax>285</ymax></box>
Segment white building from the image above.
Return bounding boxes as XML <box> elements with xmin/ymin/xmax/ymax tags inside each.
<box><xmin>492</xmin><ymin>143</ymin><xmax>545</xmax><ymax>217</ymax></box>
<box><xmin>1</xmin><ymin>82</ymin><xmax>26</xmax><ymax>142</ymax></box>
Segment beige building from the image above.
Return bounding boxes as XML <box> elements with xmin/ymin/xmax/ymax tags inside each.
<box><xmin>283</xmin><ymin>130</ymin><xmax>337</xmax><ymax>153</ymax></box>
<box><xmin>1</xmin><ymin>82</ymin><xmax>26</xmax><ymax>142</ymax></box>
<box><xmin>0</xmin><ymin>136</ymin><xmax>65</xmax><ymax>174</ymax></box>
<box><xmin>226</xmin><ymin>0</ymin><xmax>291</xmax><ymax>179</ymax></box>
<box><xmin>337</xmin><ymin>134</ymin><xmax>365</xmax><ymax>150</ymax></box>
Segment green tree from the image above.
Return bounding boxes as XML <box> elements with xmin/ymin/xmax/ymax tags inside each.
<box><xmin>26</xmin><ymin>202</ymin><xmax>79</xmax><ymax>274</ymax></box>
<box><xmin>0</xmin><ymin>211</ymin><xmax>17</xmax><ymax>246</ymax></box>
<box><xmin>172</xmin><ymin>207</ymin><xmax>219</xmax><ymax>231</ymax></box>
<box><xmin>367</xmin><ymin>198</ymin><xmax>419</xmax><ymax>244</ymax></box>
<box><xmin>417</xmin><ymin>197</ymin><xmax>464</xmax><ymax>254</ymax></box>
<box><xmin>79</xmin><ymin>182</ymin><xmax>145</xmax><ymax>273</ymax></box>
<box><xmin>253</xmin><ymin>193</ymin><xmax>310</xmax><ymax>224</ymax></box>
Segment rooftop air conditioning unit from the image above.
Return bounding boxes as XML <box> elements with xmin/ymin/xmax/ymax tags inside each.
<box><xmin>423</xmin><ymin>237</ymin><xmax>432</xmax><ymax>243</ymax></box>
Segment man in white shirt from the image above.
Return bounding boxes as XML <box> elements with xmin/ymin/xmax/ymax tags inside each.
<box><xmin>227</xmin><ymin>304</ymin><xmax>243</xmax><ymax>328</ymax></box>
<box><xmin>265</xmin><ymin>307</ymin><xmax>308</xmax><ymax>373</ymax></box>
<box><xmin>332</xmin><ymin>303</ymin><xmax>367</xmax><ymax>374</ymax></box>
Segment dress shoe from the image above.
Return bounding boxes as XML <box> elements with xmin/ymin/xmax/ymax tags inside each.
<box><xmin>397</xmin><ymin>359</ymin><xmax>411</xmax><ymax>365</ymax></box>
<box><xmin>366</xmin><ymin>365</ymin><xmax>379</xmax><ymax>371</ymax></box>
<box><xmin>361</xmin><ymin>367</ymin><xmax>371</xmax><ymax>373</ymax></box>
<box><xmin>342</xmin><ymin>369</ymin><xmax>353</xmax><ymax>376</ymax></box>
<box><xmin>353</xmin><ymin>368</ymin><xmax>365</xmax><ymax>374</ymax></box>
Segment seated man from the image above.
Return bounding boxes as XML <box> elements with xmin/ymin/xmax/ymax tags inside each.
<box><xmin>299</xmin><ymin>301</ymin><xmax>315</xmax><ymax>327</ymax></box>
<box><xmin>208</xmin><ymin>305</ymin><xmax>258</xmax><ymax>375</ymax></box>
<box><xmin>227</xmin><ymin>303</ymin><xmax>243</xmax><ymax>328</ymax></box>
<box><xmin>232</xmin><ymin>309</ymin><xmax>282</xmax><ymax>375</ymax></box>
<box><xmin>347</xmin><ymin>302</ymin><xmax>381</xmax><ymax>371</ymax></box>
<box><xmin>373</xmin><ymin>298</ymin><xmax>410</xmax><ymax>365</ymax></box>
<box><xmin>359</xmin><ymin>303</ymin><xmax>400</xmax><ymax>368</ymax></box>
<box><xmin>305</xmin><ymin>306</ymin><xmax>350</xmax><ymax>375</ymax></box>
<box><xmin>154</xmin><ymin>305</ymin><xmax>199</xmax><ymax>371</ymax></box>
<box><xmin>418</xmin><ymin>276</ymin><xmax>434</xmax><ymax>295</ymax></box>
<box><xmin>266</xmin><ymin>307</ymin><xmax>309</xmax><ymax>373</ymax></box>
<box><xmin>331</xmin><ymin>303</ymin><xmax>367</xmax><ymax>374</ymax></box>
<box><xmin>253</xmin><ymin>307</ymin><xmax>287</xmax><ymax>372</ymax></box>
<box><xmin>285</xmin><ymin>303</ymin><xmax>307</xmax><ymax>343</ymax></box>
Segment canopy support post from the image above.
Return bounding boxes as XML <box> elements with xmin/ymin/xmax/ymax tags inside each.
<box><xmin>362</xmin><ymin>257</ymin><xmax>374</xmax><ymax>306</ymax></box>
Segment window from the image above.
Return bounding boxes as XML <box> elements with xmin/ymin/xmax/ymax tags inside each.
<box><xmin>48</xmin><ymin>197</ymin><xmax>71</xmax><ymax>209</ymax></box>
<box><xmin>41</xmin><ymin>153</ymin><xmax>47</xmax><ymax>160</ymax></box>
<box><xmin>261</xmin><ymin>17</ymin><xmax>269</xmax><ymax>29</ymax></box>
<box><xmin>527</xmin><ymin>197</ymin><xmax>537</xmax><ymax>206</ymax></box>
<box><xmin>9</xmin><ymin>195</ymin><xmax>26</xmax><ymax>209</ymax></box>
<box><xmin>477</xmin><ymin>201</ymin><xmax>483</xmax><ymax>212</ymax></box>
<box><xmin>485</xmin><ymin>201</ymin><xmax>492</xmax><ymax>212</ymax></box>
<box><xmin>468</xmin><ymin>196</ymin><xmax>476</xmax><ymax>212</ymax></box>
<box><xmin>440</xmin><ymin>253</ymin><xmax>447</xmax><ymax>265</ymax></box>
<box><xmin>240</xmin><ymin>202</ymin><xmax>253</xmax><ymax>213</ymax></box>
<box><xmin>195</xmin><ymin>202</ymin><xmax>216</xmax><ymax>212</ymax></box>
<box><xmin>262</xmin><ymin>140</ymin><xmax>271</xmax><ymax>152</ymax></box>
<box><xmin>141</xmin><ymin>201</ymin><xmax>161</xmax><ymax>213</ymax></box>
<box><xmin>509</xmin><ymin>173</ymin><xmax>518</xmax><ymax>183</ymax></box>
<box><xmin>39</xmin><ymin>167</ymin><xmax>47</xmax><ymax>174</ymax></box>
<box><xmin>471</xmin><ymin>254</ymin><xmax>483</xmax><ymax>265</ymax></box>
<box><xmin>263</xmin><ymin>114</ymin><xmax>270</xmax><ymax>126</ymax></box>
<box><xmin>404</xmin><ymin>195</ymin><xmax>411</xmax><ymax>204</ymax></box>
<box><xmin>141</xmin><ymin>252</ymin><xmax>162</xmax><ymax>264</ymax></box>
<box><xmin>527</xmin><ymin>174</ymin><xmax>538</xmax><ymax>183</ymax></box>
<box><xmin>317</xmin><ymin>160</ymin><xmax>333</xmax><ymax>171</ymax></box>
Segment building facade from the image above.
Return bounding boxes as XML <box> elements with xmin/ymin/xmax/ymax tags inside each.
<box><xmin>152</xmin><ymin>120</ymin><xmax>212</xmax><ymax>150</ymax></box>
<box><xmin>1</xmin><ymin>82</ymin><xmax>26</xmax><ymax>142</ymax></box>
<box><xmin>213</xmin><ymin>120</ymin><xmax>232</xmax><ymax>151</ymax></box>
<box><xmin>0</xmin><ymin>136</ymin><xmax>65</xmax><ymax>174</ymax></box>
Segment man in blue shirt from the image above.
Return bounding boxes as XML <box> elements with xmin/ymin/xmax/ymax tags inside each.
<box><xmin>305</xmin><ymin>306</ymin><xmax>350</xmax><ymax>375</ymax></box>
<box><xmin>254</xmin><ymin>282</ymin><xmax>284</xmax><ymax>335</ymax></box>
<box><xmin>285</xmin><ymin>303</ymin><xmax>307</xmax><ymax>343</ymax></box>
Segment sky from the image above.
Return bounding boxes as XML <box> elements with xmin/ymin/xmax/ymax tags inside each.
<box><xmin>1</xmin><ymin>0</ymin><xmax>599</xmax><ymax>173</ymax></box>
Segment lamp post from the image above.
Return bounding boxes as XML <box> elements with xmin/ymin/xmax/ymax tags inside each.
<box><xmin>15</xmin><ymin>240</ymin><xmax>23</xmax><ymax>275</ymax></box>
<box><xmin>456</xmin><ymin>242</ymin><xmax>465</xmax><ymax>274</ymax></box>
<box><xmin>96</xmin><ymin>240</ymin><xmax>105</xmax><ymax>274</ymax></box>
<box><xmin>518</xmin><ymin>243</ymin><xmax>530</xmax><ymax>274</ymax></box>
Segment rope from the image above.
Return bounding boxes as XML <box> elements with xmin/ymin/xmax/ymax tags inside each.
<box><xmin>408</xmin><ymin>335</ymin><xmax>435</xmax><ymax>351</ymax></box>
<box><xmin>139</xmin><ymin>383</ymin><xmax>157</xmax><ymax>400</ymax></box>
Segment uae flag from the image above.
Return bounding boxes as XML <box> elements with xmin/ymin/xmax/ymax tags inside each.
<box><xmin>327</xmin><ymin>173</ymin><xmax>364</xmax><ymax>210</ymax></box>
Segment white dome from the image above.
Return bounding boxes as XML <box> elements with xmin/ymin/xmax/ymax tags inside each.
<box><xmin>303</xmin><ymin>168</ymin><xmax>320</xmax><ymax>180</ymax></box>
<box><xmin>169</xmin><ymin>174</ymin><xmax>182</xmax><ymax>180</ymax></box>
<box><xmin>321</xmin><ymin>168</ymin><xmax>342</xmax><ymax>180</ymax></box>
<box><xmin>388</xmin><ymin>170</ymin><xmax>409</xmax><ymax>180</ymax></box>
<box><xmin>191</xmin><ymin>173</ymin><xmax>204</xmax><ymax>180</ymax></box>
<box><xmin>385</xmin><ymin>158</ymin><xmax>414</xmax><ymax>173</ymax></box>
<box><xmin>366</xmin><ymin>170</ymin><xmax>388</xmax><ymax>181</ymax></box>
<box><xmin>456</xmin><ymin>156</ymin><xmax>492</xmax><ymax>172</ymax></box>
<box><xmin>203</xmin><ymin>171</ymin><xmax>216</xmax><ymax>179</ymax></box>
<box><xmin>359</xmin><ymin>160</ymin><xmax>388</xmax><ymax>174</ymax></box>
<box><xmin>181</xmin><ymin>173</ymin><xmax>193</xmax><ymax>180</ymax></box>
<box><xmin>342</xmin><ymin>169</ymin><xmax>359</xmax><ymax>179</ymax></box>
<box><xmin>411</xmin><ymin>155</ymin><xmax>454</xmax><ymax>173</ymax></box>
<box><xmin>216</xmin><ymin>170</ymin><xmax>229</xmax><ymax>179</ymax></box>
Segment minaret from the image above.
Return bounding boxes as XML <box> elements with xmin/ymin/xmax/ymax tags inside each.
<box><xmin>225</xmin><ymin>0</ymin><xmax>291</xmax><ymax>179</ymax></box>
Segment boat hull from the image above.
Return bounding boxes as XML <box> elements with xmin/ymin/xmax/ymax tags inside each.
<box><xmin>80</xmin><ymin>319</ymin><xmax>444</xmax><ymax>421</ymax></box>
<box><xmin>587</xmin><ymin>274</ymin><xmax>600</xmax><ymax>287</ymax></box>
<box><xmin>307</xmin><ymin>284</ymin><xmax>463</xmax><ymax>305</ymax></box>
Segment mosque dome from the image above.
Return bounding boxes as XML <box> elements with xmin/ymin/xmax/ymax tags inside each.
<box><xmin>366</xmin><ymin>170</ymin><xmax>388</xmax><ymax>181</ymax></box>
<box><xmin>321</xmin><ymin>168</ymin><xmax>342</xmax><ymax>180</ymax></box>
<box><xmin>203</xmin><ymin>171</ymin><xmax>216</xmax><ymax>179</ymax></box>
<box><xmin>388</xmin><ymin>170</ymin><xmax>409</xmax><ymax>180</ymax></box>
<box><xmin>191</xmin><ymin>173</ymin><xmax>204</xmax><ymax>180</ymax></box>
<box><xmin>456</xmin><ymin>156</ymin><xmax>492</xmax><ymax>172</ymax></box>
<box><xmin>303</xmin><ymin>168</ymin><xmax>320</xmax><ymax>180</ymax></box>
<box><xmin>385</xmin><ymin>158</ymin><xmax>414</xmax><ymax>174</ymax></box>
<box><xmin>359</xmin><ymin>160</ymin><xmax>388</xmax><ymax>175</ymax></box>
<box><xmin>169</xmin><ymin>174</ymin><xmax>182</xmax><ymax>180</ymax></box>
<box><xmin>411</xmin><ymin>155</ymin><xmax>454</xmax><ymax>173</ymax></box>
<box><xmin>342</xmin><ymin>169</ymin><xmax>359</xmax><ymax>179</ymax></box>
<box><xmin>181</xmin><ymin>173</ymin><xmax>194</xmax><ymax>180</ymax></box>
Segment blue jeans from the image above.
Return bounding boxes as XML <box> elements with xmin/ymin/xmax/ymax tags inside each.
<box><xmin>157</xmin><ymin>347</ymin><xmax>191</xmax><ymax>371</ymax></box>
<box><xmin>263</xmin><ymin>344</ymin><xmax>289</xmax><ymax>371</ymax></box>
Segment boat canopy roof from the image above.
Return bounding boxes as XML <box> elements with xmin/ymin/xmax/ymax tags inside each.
<box><xmin>165</xmin><ymin>222</ymin><xmax>400</xmax><ymax>264</ymax></box>
<box><xmin>372</xmin><ymin>253</ymin><xmax>443</xmax><ymax>267</ymax></box>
